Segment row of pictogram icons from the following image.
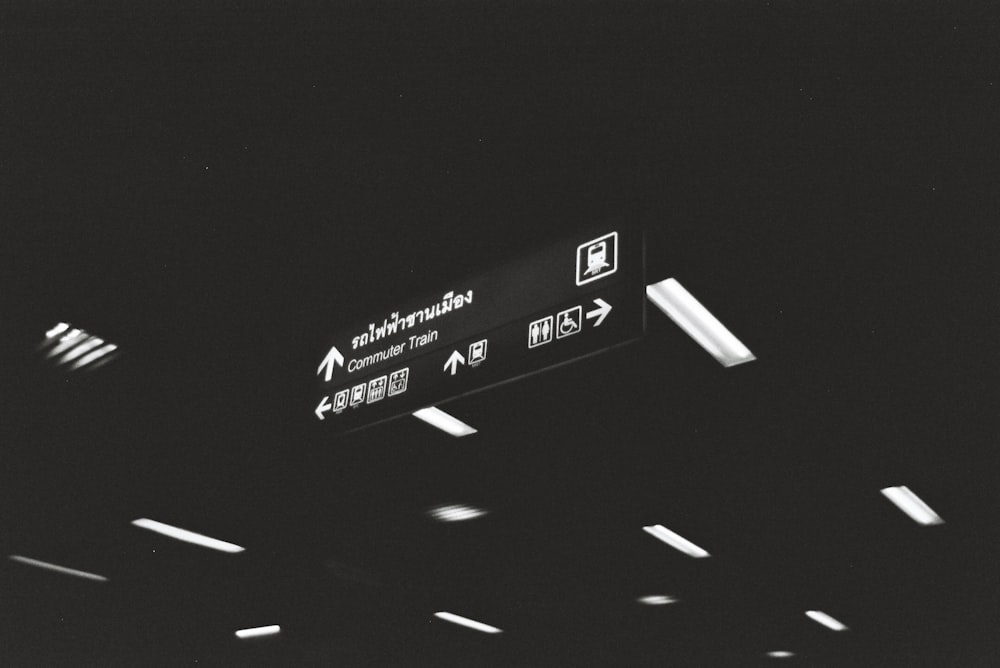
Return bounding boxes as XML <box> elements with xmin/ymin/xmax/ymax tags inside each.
<box><xmin>315</xmin><ymin>368</ymin><xmax>409</xmax><ymax>420</ymax></box>
<box><xmin>528</xmin><ymin>298</ymin><xmax>612</xmax><ymax>349</ymax></box>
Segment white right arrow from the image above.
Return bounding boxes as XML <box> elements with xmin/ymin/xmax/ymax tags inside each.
<box><xmin>317</xmin><ymin>345</ymin><xmax>345</xmax><ymax>382</ymax></box>
<box><xmin>586</xmin><ymin>298</ymin><xmax>612</xmax><ymax>327</ymax></box>
<box><xmin>443</xmin><ymin>350</ymin><xmax>465</xmax><ymax>375</ymax></box>
<box><xmin>315</xmin><ymin>395</ymin><xmax>332</xmax><ymax>420</ymax></box>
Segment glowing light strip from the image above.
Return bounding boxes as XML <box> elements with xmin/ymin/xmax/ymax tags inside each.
<box><xmin>880</xmin><ymin>486</ymin><xmax>944</xmax><ymax>525</ymax></box>
<box><xmin>131</xmin><ymin>518</ymin><xmax>245</xmax><ymax>553</ymax></box>
<box><xmin>646</xmin><ymin>278</ymin><xmax>756</xmax><ymax>367</ymax></box>
<box><xmin>413</xmin><ymin>407</ymin><xmax>478</xmax><ymax>437</ymax></box>
<box><xmin>805</xmin><ymin>610</ymin><xmax>849</xmax><ymax>632</ymax></box>
<box><xmin>46</xmin><ymin>329</ymin><xmax>84</xmax><ymax>357</ymax></box>
<box><xmin>637</xmin><ymin>595</ymin><xmax>678</xmax><ymax>605</ymax></box>
<box><xmin>434</xmin><ymin>611</ymin><xmax>502</xmax><ymax>634</ymax></box>
<box><xmin>45</xmin><ymin>322</ymin><xmax>70</xmax><ymax>338</ymax></box>
<box><xmin>71</xmin><ymin>343</ymin><xmax>118</xmax><ymax>370</ymax></box>
<box><xmin>9</xmin><ymin>555</ymin><xmax>108</xmax><ymax>582</ymax></box>
<box><xmin>235</xmin><ymin>625</ymin><xmax>281</xmax><ymax>639</ymax></box>
<box><xmin>642</xmin><ymin>524</ymin><xmax>710</xmax><ymax>558</ymax></box>
<box><xmin>58</xmin><ymin>336</ymin><xmax>104</xmax><ymax>365</ymax></box>
<box><xmin>766</xmin><ymin>651</ymin><xmax>795</xmax><ymax>658</ymax></box>
<box><xmin>429</xmin><ymin>504</ymin><xmax>487</xmax><ymax>522</ymax></box>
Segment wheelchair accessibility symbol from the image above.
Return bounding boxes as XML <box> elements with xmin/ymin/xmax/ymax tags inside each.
<box><xmin>556</xmin><ymin>306</ymin><xmax>582</xmax><ymax>339</ymax></box>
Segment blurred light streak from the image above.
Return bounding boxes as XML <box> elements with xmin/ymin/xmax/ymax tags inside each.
<box><xmin>428</xmin><ymin>504</ymin><xmax>488</xmax><ymax>522</ymax></box>
<box><xmin>71</xmin><ymin>343</ymin><xmax>119</xmax><ymax>369</ymax></box>
<box><xmin>637</xmin><ymin>595</ymin><xmax>678</xmax><ymax>605</ymax></box>
<box><xmin>9</xmin><ymin>555</ymin><xmax>108</xmax><ymax>582</ymax></box>
<box><xmin>880</xmin><ymin>486</ymin><xmax>944</xmax><ymax>525</ymax></box>
<box><xmin>131</xmin><ymin>518</ymin><xmax>245</xmax><ymax>553</ymax></box>
<box><xmin>235</xmin><ymin>625</ymin><xmax>281</xmax><ymax>639</ymax></box>
<box><xmin>434</xmin><ymin>611</ymin><xmax>502</xmax><ymax>634</ymax></box>
<box><xmin>642</xmin><ymin>524</ymin><xmax>710</xmax><ymax>558</ymax></box>
<box><xmin>413</xmin><ymin>407</ymin><xmax>477</xmax><ymax>437</ymax></box>
<box><xmin>805</xmin><ymin>610</ymin><xmax>849</xmax><ymax>631</ymax></box>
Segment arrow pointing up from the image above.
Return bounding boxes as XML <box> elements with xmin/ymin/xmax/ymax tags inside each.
<box><xmin>317</xmin><ymin>345</ymin><xmax>345</xmax><ymax>382</ymax></box>
<box><xmin>443</xmin><ymin>350</ymin><xmax>465</xmax><ymax>375</ymax></box>
<box><xmin>315</xmin><ymin>395</ymin><xmax>332</xmax><ymax>420</ymax></box>
<box><xmin>586</xmin><ymin>298</ymin><xmax>612</xmax><ymax>327</ymax></box>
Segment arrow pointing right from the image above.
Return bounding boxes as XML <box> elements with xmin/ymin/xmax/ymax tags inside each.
<box><xmin>586</xmin><ymin>298</ymin><xmax>612</xmax><ymax>327</ymax></box>
<box><xmin>315</xmin><ymin>395</ymin><xmax>332</xmax><ymax>420</ymax></box>
<box><xmin>443</xmin><ymin>350</ymin><xmax>465</xmax><ymax>375</ymax></box>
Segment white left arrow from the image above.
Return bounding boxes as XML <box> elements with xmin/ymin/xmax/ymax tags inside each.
<box><xmin>315</xmin><ymin>395</ymin><xmax>332</xmax><ymax>420</ymax></box>
<box><xmin>317</xmin><ymin>345</ymin><xmax>345</xmax><ymax>382</ymax></box>
<box><xmin>443</xmin><ymin>350</ymin><xmax>465</xmax><ymax>375</ymax></box>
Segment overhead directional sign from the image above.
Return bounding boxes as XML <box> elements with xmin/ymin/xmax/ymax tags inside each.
<box><xmin>313</xmin><ymin>226</ymin><xmax>644</xmax><ymax>432</ymax></box>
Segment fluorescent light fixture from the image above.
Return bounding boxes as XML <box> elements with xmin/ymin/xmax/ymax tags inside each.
<box><xmin>433</xmin><ymin>611</ymin><xmax>502</xmax><ymax>634</ymax></box>
<box><xmin>428</xmin><ymin>504</ymin><xmax>488</xmax><ymax>522</ymax></box>
<box><xmin>637</xmin><ymin>594</ymin><xmax>678</xmax><ymax>605</ymax></box>
<box><xmin>645</xmin><ymin>278</ymin><xmax>756</xmax><ymax>367</ymax></box>
<box><xmin>412</xmin><ymin>407</ymin><xmax>478</xmax><ymax>437</ymax></box>
<box><xmin>805</xmin><ymin>610</ymin><xmax>848</xmax><ymax>632</ymax></box>
<box><xmin>766</xmin><ymin>651</ymin><xmax>795</xmax><ymax>658</ymax></box>
<box><xmin>131</xmin><ymin>518</ymin><xmax>245</xmax><ymax>553</ymax></box>
<box><xmin>9</xmin><ymin>555</ymin><xmax>108</xmax><ymax>582</ymax></box>
<box><xmin>58</xmin><ymin>336</ymin><xmax>104</xmax><ymax>364</ymax></box>
<box><xmin>46</xmin><ymin>329</ymin><xmax>85</xmax><ymax>358</ymax></box>
<box><xmin>880</xmin><ymin>486</ymin><xmax>944</xmax><ymax>526</ymax></box>
<box><xmin>642</xmin><ymin>524</ymin><xmax>710</xmax><ymax>558</ymax></box>
<box><xmin>235</xmin><ymin>625</ymin><xmax>281</xmax><ymax>639</ymax></box>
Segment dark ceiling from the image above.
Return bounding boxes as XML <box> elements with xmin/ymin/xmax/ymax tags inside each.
<box><xmin>1</xmin><ymin>2</ymin><xmax>997</xmax><ymax>666</ymax></box>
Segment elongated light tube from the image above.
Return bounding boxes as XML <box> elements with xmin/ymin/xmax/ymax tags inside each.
<box><xmin>805</xmin><ymin>610</ymin><xmax>848</xmax><ymax>632</ymax></box>
<box><xmin>9</xmin><ymin>555</ymin><xmax>108</xmax><ymax>582</ymax></box>
<box><xmin>646</xmin><ymin>278</ymin><xmax>756</xmax><ymax>367</ymax></box>
<box><xmin>71</xmin><ymin>343</ymin><xmax>118</xmax><ymax>369</ymax></box>
<box><xmin>434</xmin><ymin>611</ymin><xmax>502</xmax><ymax>634</ymax></box>
<box><xmin>637</xmin><ymin>595</ymin><xmax>678</xmax><ymax>605</ymax></box>
<box><xmin>58</xmin><ymin>336</ymin><xmax>104</xmax><ymax>364</ymax></box>
<box><xmin>642</xmin><ymin>524</ymin><xmax>710</xmax><ymax>558</ymax></box>
<box><xmin>766</xmin><ymin>651</ymin><xmax>795</xmax><ymax>658</ymax></box>
<box><xmin>880</xmin><ymin>486</ymin><xmax>944</xmax><ymax>526</ymax></box>
<box><xmin>45</xmin><ymin>322</ymin><xmax>70</xmax><ymax>339</ymax></box>
<box><xmin>235</xmin><ymin>625</ymin><xmax>281</xmax><ymax>639</ymax></box>
<box><xmin>413</xmin><ymin>407</ymin><xmax>478</xmax><ymax>437</ymax></box>
<box><xmin>132</xmin><ymin>518</ymin><xmax>245</xmax><ymax>553</ymax></box>
<box><xmin>428</xmin><ymin>504</ymin><xmax>488</xmax><ymax>522</ymax></box>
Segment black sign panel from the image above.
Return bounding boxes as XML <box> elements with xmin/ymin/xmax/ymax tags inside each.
<box><xmin>314</xmin><ymin>227</ymin><xmax>644</xmax><ymax>432</ymax></box>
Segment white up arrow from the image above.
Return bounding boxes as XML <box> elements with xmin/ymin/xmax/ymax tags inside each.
<box><xmin>315</xmin><ymin>395</ymin><xmax>332</xmax><ymax>420</ymax></box>
<box><xmin>317</xmin><ymin>345</ymin><xmax>345</xmax><ymax>382</ymax></box>
<box><xmin>586</xmin><ymin>298</ymin><xmax>612</xmax><ymax>327</ymax></box>
<box><xmin>443</xmin><ymin>350</ymin><xmax>465</xmax><ymax>375</ymax></box>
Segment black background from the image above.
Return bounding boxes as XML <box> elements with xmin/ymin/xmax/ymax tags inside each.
<box><xmin>1</xmin><ymin>2</ymin><xmax>997</xmax><ymax>666</ymax></box>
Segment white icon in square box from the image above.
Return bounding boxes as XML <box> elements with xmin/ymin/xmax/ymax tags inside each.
<box><xmin>468</xmin><ymin>339</ymin><xmax>488</xmax><ymax>365</ymax></box>
<box><xmin>528</xmin><ymin>316</ymin><xmax>554</xmax><ymax>348</ymax></box>
<box><xmin>349</xmin><ymin>383</ymin><xmax>366</xmax><ymax>406</ymax></box>
<box><xmin>332</xmin><ymin>389</ymin><xmax>350</xmax><ymax>412</ymax></box>
<box><xmin>366</xmin><ymin>375</ymin><xmax>387</xmax><ymax>403</ymax></box>
<box><xmin>388</xmin><ymin>368</ymin><xmax>409</xmax><ymax>396</ymax></box>
<box><xmin>556</xmin><ymin>306</ymin><xmax>583</xmax><ymax>339</ymax></box>
<box><xmin>576</xmin><ymin>231</ymin><xmax>618</xmax><ymax>286</ymax></box>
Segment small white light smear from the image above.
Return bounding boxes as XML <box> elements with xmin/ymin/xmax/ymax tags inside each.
<box><xmin>766</xmin><ymin>650</ymin><xmax>795</xmax><ymax>658</ymax></box>
<box><xmin>805</xmin><ymin>610</ymin><xmax>849</xmax><ymax>632</ymax></box>
<box><xmin>433</xmin><ymin>611</ymin><xmax>502</xmax><ymax>634</ymax></box>
<box><xmin>642</xmin><ymin>524</ymin><xmax>710</xmax><ymax>558</ymax></box>
<box><xmin>235</xmin><ymin>625</ymin><xmax>281</xmax><ymax>639</ymax></box>
<box><xmin>131</xmin><ymin>518</ymin><xmax>245</xmax><ymax>553</ymax></box>
<box><xmin>880</xmin><ymin>486</ymin><xmax>944</xmax><ymax>526</ymax></box>
<box><xmin>637</xmin><ymin>595</ymin><xmax>678</xmax><ymax>605</ymax></box>
<box><xmin>71</xmin><ymin>343</ymin><xmax>118</xmax><ymax>370</ymax></box>
<box><xmin>428</xmin><ymin>504</ymin><xmax>488</xmax><ymax>522</ymax></box>
<box><xmin>413</xmin><ymin>407</ymin><xmax>478</xmax><ymax>437</ymax></box>
<box><xmin>9</xmin><ymin>555</ymin><xmax>108</xmax><ymax>582</ymax></box>
<box><xmin>45</xmin><ymin>322</ymin><xmax>70</xmax><ymax>338</ymax></box>
<box><xmin>646</xmin><ymin>278</ymin><xmax>756</xmax><ymax>367</ymax></box>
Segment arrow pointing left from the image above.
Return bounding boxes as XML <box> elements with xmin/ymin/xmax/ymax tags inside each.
<box><xmin>317</xmin><ymin>345</ymin><xmax>345</xmax><ymax>382</ymax></box>
<box><xmin>315</xmin><ymin>395</ymin><xmax>332</xmax><ymax>420</ymax></box>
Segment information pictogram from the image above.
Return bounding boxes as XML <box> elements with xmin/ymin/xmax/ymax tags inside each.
<box><xmin>556</xmin><ymin>306</ymin><xmax>583</xmax><ymax>339</ymax></box>
<box><xmin>468</xmin><ymin>339</ymin><xmax>488</xmax><ymax>365</ymax></box>
<box><xmin>367</xmin><ymin>375</ymin><xmax>387</xmax><ymax>403</ymax></box>
<box><xmin>576</xmin><ymin>232</ymin><xmax>618</xmax><ymax>285</ymax></box>
<box><xmin>333</xmin><ymin>389</ymin><xmax>350</xmax><ymax>412</ymax></box>
<box><xmin>528</xmin><ymin>316</ymin><xmax>554</xmax><ymax>348</ymax></box>
<box><xmin>388</xmin><ymin>368</ymin><xmax>409</xmax><ymax>396</ymax></box>
<box><xmin>349</xmin><ymin>383</ymin><xmax>366</xmax><ymax>406</ymax></box>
